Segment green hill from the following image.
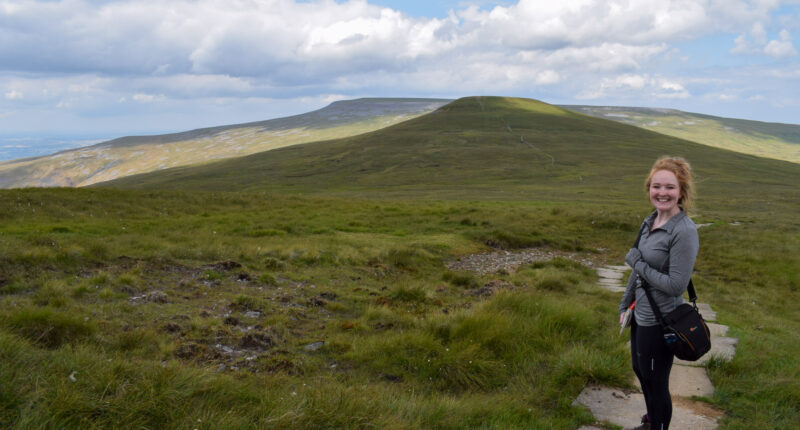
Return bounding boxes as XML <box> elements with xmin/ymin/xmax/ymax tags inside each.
<box><xmin>102</xmin><ymin>97</ymin><xmax>798</xmax><ymax>211</ymax></box>
<box><xmin>0</xmin><ymin>98</ymin><xmax>449</xmax><ymax>188</ymax></box>
<box><xmin>561</xmin><ymin>105</ymin><xmax>800</xmax><ymax>164</ymax></box>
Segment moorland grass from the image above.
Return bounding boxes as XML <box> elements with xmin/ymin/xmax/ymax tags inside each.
<box><xmin>1</xmin><ymin>97</ymin><xmax>798</xmax><ymax>428</ymax></box>
<box><xmin>1</xmin><ymin>185</ymin><xmax>796</xmax><ymax>428</ymax></box>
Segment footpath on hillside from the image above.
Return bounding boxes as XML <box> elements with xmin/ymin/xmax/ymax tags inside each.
<box><xmin>446</xmin><ymin>250</ymin><xmax>738</xmax><ymax>429</ymax></box>
<box><xmin>577</xmin><ymin>265</ymin><xmax>738</xmax><ymax>429</ymax></box>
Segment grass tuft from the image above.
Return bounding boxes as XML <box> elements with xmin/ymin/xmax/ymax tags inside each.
<box><xmin>4</xmin><ymin>307</ymin><xmax>96</xmax><ymax>348</ymax></box>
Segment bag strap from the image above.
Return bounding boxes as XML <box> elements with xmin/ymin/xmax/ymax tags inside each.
<box><xmin>632</xmin><ymin>220</ymin><xmax>698</xmax><ymax>327</ymax></box>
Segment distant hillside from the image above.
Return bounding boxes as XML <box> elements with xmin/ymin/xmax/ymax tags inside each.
<box><xmin>0</xmin><ymin>98</ymin><xmax>450</xmax><ymax>188</ymax></box>
<box><xmin>560</xmin><ymin>105</ymin><xmax>800</xmax><ymax>164</ymax></box>
<box><xmin>100</xmin><ymin>97</ymin><xmax>799</xmax><ymax>207</ymax></box>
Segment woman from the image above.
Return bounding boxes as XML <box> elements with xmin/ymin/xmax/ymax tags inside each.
<box><xmin>618</xmin><ymin>157</ymin><xmax>699</xmax><ymax>430</ymax></box>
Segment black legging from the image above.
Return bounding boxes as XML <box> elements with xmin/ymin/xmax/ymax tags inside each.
<box><xmin>631</xmin><ymin>320</ymin><xmax>674</xmax><ymax>430</ymax></box>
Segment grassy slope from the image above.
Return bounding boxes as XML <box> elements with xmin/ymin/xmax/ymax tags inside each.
<box><xmin>0</xmin><ymin>98</ymin><xmax>450</xmax><ymax>189</ymax></box>
<box><xmin>103</xmin><ymin>97</ymin><xmax>797</xmax><ymax>212</ymax></box>
<box><xmin>562</xmin><ymin>105</ymin><xmax>800</xmax><ymax>164</ymax></box>
<box><xmin>1</xmin><ymin>97</ymin><xmax>798</xmax><ymax>428</ymax></box>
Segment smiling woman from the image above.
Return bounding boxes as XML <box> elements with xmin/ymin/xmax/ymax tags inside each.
<box><xmin>618</xmin><ymin>156</ymin><xmax>699</xmax><ymax>430</ymax></box>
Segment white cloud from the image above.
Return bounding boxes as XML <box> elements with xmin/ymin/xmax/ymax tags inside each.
<box><xmin>535</xmin><ymin>70</ymin><xmax>561</xmax><ymax>85</ymax></box>
<box><xmin>132</xmin><ymin>93</ymin><xmax>166</xmax><ymax>103</ymax></box>
<box><xmin>578</xmin><ymin>74</ymin><xmax>691</xmax><ymax>100</ymax></box>
<box><xmin>0</xmin><ymin>0</ymin><xmax>781</xmax><ymax>85</ymax></box>
<box><xmin>732</xmin><ymin>24</ymin><xmax>797</xmax><ymax>58</ymax></box>
<box><xmin>764</xmin><ymin>29</ymin><xmax>798</xmax><ymax>58</ymax></box>
<box><xmin>0</xmin><ymin>0</ymin><xmax>798</xmax><ymax>129</ymax></box>
<box><xmin>4</xmin><ymin>90</ymin><xmax>23</xmax><ymax>100</ymax></box>
<box><xmin>731</xmin><ymin>21</ymin><xmax>768</xmax><ymax>54</ymax></box>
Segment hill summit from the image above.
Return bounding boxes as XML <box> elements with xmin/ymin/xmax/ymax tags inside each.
<box><xmin>100</xmin><ymin>96</ymin><xmax>799</xmax><ymax>202</ymax></box>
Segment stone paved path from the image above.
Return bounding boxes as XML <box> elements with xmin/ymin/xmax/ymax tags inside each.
<box><xmin>573</xmin><ymin>265</ymin><xmax>738</xmax><ymax>429</ymax></box>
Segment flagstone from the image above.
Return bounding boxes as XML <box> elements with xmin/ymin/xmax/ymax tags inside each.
<box><xmin>632</xmin><ymin>364</ymin><xmax>714</xmax><ymax>398</ymax></box>
<box><xmin>675</xmin><ymin>336</ymin><xmax>738</xmax><ymax>366</ymax></box>
<box><xmin>707</xmin><ymin>322</ymin><xmax>728</xmax><ymax>337</ymax></box>
<box><xmin>574</xmin><ymin>386</ymin><xmax>720</xmax><ymax>430</ymax></box>
<box><xmin>696</xmin><ymin>303</ymin><xmax>717</xmax><ymax>322</ymax></box>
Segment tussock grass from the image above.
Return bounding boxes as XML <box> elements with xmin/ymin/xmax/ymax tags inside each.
<box><xmin>4</xmin><ymin>307</ymin><xmax>96</xmax><ymax>348</ymax></box>
<box><xmin>1</xmin><ymin>97</ymin><xmax>798</xmax><ymax>428</ymax></box>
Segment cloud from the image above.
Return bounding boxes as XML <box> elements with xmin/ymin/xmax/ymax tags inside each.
<box><xmin>132</xmin><ymin>93</ymin><xmax>166</xmax><ymax>103</ymax></box>
<box><xmin>764</xmin><ymin>29</ymin><xmax>798</xmax><ymax>58</ymax></box>
<box><xmin>577</xmin><ymin>74</ymin><xmax>691</xmax><ymax>100</ymax></box>
<box><xmin>732</xmin><ymin>24</ymin><xmax>797</xmax><ymax>58</ymax></box>
<box><xmin>0</xmin><ymin>0</ymin><xmax>781</xmax><ymax>86</ymax></box>
<box><xmin>4</xmin><ymin>90</ymin><xmax>23</xmax><ymax>100</ymax></box>
<box><xmin>0</xmin><ymin>0</ymin><xmax>798</xmax><ymax>129</ymax></box>
<box><xmin>731</xmin><ymin>21</ymin><xmax>768</xmax><ymax>54</ymax></box>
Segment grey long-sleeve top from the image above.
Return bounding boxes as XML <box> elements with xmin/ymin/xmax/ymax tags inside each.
<box><xmin>618</xmin><ymin>210</ymin><xmax>699</xmax><ymax>327</ymax></box>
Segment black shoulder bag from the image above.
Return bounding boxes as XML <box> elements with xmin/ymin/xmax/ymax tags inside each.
<box><xmin>633</xmin><ymin>224</ymin><xmax>711</xmax><ymax>361</ymax></box>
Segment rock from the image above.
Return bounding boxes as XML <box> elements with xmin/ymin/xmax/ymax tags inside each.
<box><xmin>304</xmin><ymin>341</ymin><xmax>324</xmax><ymax>351</ymax></box>
<box><xmin>244</xmin><ymin>311</ymin><xmax>262</xmax><ymax>318</ymax></box>
<box><xmin>147</xmin><ymin>290</ymin><xmax>168</xmax><ymax>303</ymax></box>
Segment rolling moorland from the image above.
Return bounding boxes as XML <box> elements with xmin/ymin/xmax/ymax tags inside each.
<box><xmin>1</xmin><ymin>97</ymin><xmax>798</xmax><ymax>429</ymax></box>
<box><xmin>1</xmin><ymin>97</ymin><xmax>799</xmax><ymax>191</ymax></box>
<box><xmin>0</xmin><ymin>98</ymin><xmax>449</xmax><ymax>189</ymax></box>
<box><xmin>561</xmin><ymin>105</ymin><xmax>800</xmax><ymax>165</ymax></box>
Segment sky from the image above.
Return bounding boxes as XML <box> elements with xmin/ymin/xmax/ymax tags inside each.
<box><xmin>1</xmin><ymin>0</ymin><xmax>799</xmax><ymax>160</ymax></box>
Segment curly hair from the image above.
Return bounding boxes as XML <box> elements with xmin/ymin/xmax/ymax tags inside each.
<box><xmin>645</xmin><ymin>156</ymin><xmax>695</xmax><ymax>212</ymax></box>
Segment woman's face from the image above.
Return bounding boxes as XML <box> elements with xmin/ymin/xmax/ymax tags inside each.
<box><xmin>649</xmin><ymin>169</ymin><xmax>682</xmax><ymax>214</ymax></box>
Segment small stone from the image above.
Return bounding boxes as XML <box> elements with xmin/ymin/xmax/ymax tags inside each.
<box><xmin>304</xmin><ymin>341</ymin><xmax>324</xmax><ymax>351</ymax></box>
<box><xmin>147</xmin><ymin>290</ymin><xmax>168</xmax><ymax>303</ymax></box>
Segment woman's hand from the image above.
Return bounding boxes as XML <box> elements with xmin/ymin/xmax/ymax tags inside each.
<box><xmin>619</xmin><ymin>312</ymin><xmax>626</xmax><ymax>326</ymax></box>
<box><xmin>625</xmin><ymin>248</ymin><xmax>643</xmax><ymax>268</ymax></box>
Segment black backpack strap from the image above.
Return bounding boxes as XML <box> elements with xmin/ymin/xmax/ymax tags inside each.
<box><xmin>686</xmin><ymin>279</ymin><xmax>698</xmax><ymax>303</ymax></box>
<box><xmin>640</xmin><ymin>280</ymin><xmax>667</xmax><ymax>327</ymax></box>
